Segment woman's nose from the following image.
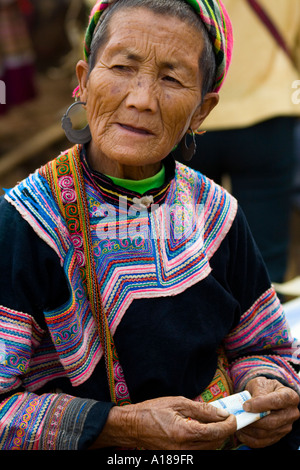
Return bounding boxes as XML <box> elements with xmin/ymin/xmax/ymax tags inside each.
<box><xmin>125</xmin><ymin>77</ymin><xmax>158</xmax><ymax>113</ymax></box>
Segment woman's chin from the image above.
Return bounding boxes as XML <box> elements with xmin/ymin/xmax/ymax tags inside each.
<box><xmin>108</xmin><ymin>151</ymin><xmax>163</xmax><ymax>168</ymax></box>
<box><xmin>97</xmin><ymin>145</ymin><xmax>166</xmax><ymax>167</ymax></box>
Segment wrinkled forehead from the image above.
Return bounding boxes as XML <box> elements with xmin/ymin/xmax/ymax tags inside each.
<box><xmin>98</xmin><ymin>8</ymin><xmax>204</xmax><ymax>60</ymax></box>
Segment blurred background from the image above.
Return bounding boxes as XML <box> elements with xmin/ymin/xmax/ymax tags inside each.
<box><xmin>0</xmin><ymin>0</ymin><xmax>91</xmax><ymax>190</ymax></box>
<box><xmin>0</xmin><ymin>0</ymin><xmax>300</xmax><ymax>295</ymax></box>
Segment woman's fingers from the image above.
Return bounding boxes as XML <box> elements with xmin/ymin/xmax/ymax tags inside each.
<box><xmin>183</xmin><ymin>414</ymin><xmax>237</xmax><ymax>449</ymax></box>
<box><xmin>181</xmin><ymin>399</ymin><xmax>231</xmax><ymax>422</ymax></box>
<box><xmin>131</xmin><ymin>396</ymin><xmax>237</xmax><ymax>450</ymax></box>
<box><xmin>244</xmin><ymin>388</ymin><xmax>300</xmax><ymax>414</ymax></box>
<box><xmin>236</xmin><ymin>378</ymin><xmax>300</xmax><ymax>448</ymax></box>
<box><xmin>244</xmin><ymin>377</ymin><xmax>300</xmax><ymax>413</ymax></box>
<box><xmin>237</xmin><ymin>414</ymin><xmax>295</xmax><ymax>448</ymax></box>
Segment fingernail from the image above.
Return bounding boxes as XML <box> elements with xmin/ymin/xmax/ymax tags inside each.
<box><xmin>243</xmin><ymin>402</ymin><xmax>251</xmax><ymax>412</ymax></box>
<box><xmin>217</xmin><ymin>408</ymin><xmax>230</xmax><ymax>418</ymax></box>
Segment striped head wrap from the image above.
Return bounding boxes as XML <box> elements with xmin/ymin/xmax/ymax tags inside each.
<box><xmin>81</xmin><ymin>0</ymin><xmax>233</xmax><ymax>93</ymax></box>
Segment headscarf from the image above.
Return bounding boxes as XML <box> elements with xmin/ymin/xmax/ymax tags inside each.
<box><xmin>80</xmin><ymin>0</ymin><xmax>233</xmax><ymax>94</ymax></box>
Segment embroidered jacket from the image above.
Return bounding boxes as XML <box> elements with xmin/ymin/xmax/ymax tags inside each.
<box><xmin>0</xmin><ymin>145</ymin><xmax>299</xmax><ymax>450</ymax></box>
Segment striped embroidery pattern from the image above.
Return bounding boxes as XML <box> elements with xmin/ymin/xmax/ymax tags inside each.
<box><xmin>39</xmin><ymin>394</ymin><xmax>74</xmax><ymax>449</ymax></box>
<box><xmin>0</xmin><ymin>306</ymin><xmax>45</xmax><ymax>392</ymax></box>
<box><xmin>0</xmin><ymin>304</ymin><xmax>69</xmax><ymax>393</ymax></box>
<box><xmin>224</xmin><ymin>287</ymin><xmax>300</xmax><ymax>393</ymax></box>
<box><xmin>4</xmin><ymin>146</ymin><xmax>237</xmax><ymax>390</ymax></box>
<box><xmin>185</xmin><ymin>0</ymin><xmax>233</xmax><ymax>90</ymax></box>
<box><xmin>225</xmin><ymin>287</ymin><xmax>293</xmax><ymax>355</ymax></box>
<box><xmin>0</xmin><ymin>393</ymin><xmax>52</xmax><ymax>450</ymax></box>
<box><xmin>88</xmin><ymin>160</ymin><xmax>237</xmax><ymax>334</ymax></box>
<box><xmin>42</xmin><ymin>264</ymin><xmax>99</xmax><ymax>389</ymax></box>
<box><xmin>4</xmin><ymin>176</ymin><xmax>101</xmax><ymax>389</ymax></box>
<box><xmin>0</xmin><ymin>392</ymin><xmax>96</xmax><ymax>450</ymax></box>
<box><xmin>39</xmin><ymin>395</ymin><xmax>97</xmax><ymax>450</ymax></box>
<box><xmin>4</xmin><ymin>171</ymin><xmax>70</xmax><ymax>262</ymax></box>
<box><xmin>45</xmin><ymin>146</ymin><xmax>131</xmax><ymax>406</ymax></box>
<box><xmin>230</xmin><ymin>354</ymin><xmax>300</xmax><ymax>394</ymax></box>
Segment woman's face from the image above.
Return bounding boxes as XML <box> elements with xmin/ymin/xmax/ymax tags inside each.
<box><xmin>77</xmin><ymin>8</ymin><xmax>218</xmax><ymax>168</ymax></box>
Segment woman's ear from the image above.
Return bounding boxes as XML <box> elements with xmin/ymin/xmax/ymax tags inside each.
<box><xmin>76</xmin><ymin>60</ymin><xmax>90</xmax><ymax>103</ymax></box>
<box><xmin>190</xmin><ymin>92</ymin><xmax>219</xmax><ymax>130</ymax></box>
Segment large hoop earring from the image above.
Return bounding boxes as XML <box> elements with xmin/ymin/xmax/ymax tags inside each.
<box><xmin>61</xmin><ymin>101</ymin><xmax>92</xmax><ymax>145</ymax></box>
<box><xmin>180</xmin><ymin>128</ymin><xmax>197</xmax><ymax>162</ymax></box>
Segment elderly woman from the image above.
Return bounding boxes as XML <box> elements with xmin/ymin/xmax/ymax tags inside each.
<box><xmin>0</xmin><ymin>0</ymin><xmax>300</xmax><ymax>451</ymax></box>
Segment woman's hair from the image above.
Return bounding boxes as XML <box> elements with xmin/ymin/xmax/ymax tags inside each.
<box><xmin>88</xmin><ymin>0</ymin><xmax>217</xmax><ymax>98</ymax></box>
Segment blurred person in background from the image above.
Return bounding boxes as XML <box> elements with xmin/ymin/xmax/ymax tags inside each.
<box><xmin>0</xmin><ymin>0</ymin><xmax>36</xmax><ymax>115</ymax></box>
<box><xmin>293</xmin><ymin>118</ymin><xmax>300</xmax><ymax>210</ymax></box>
<box><xmin>179</xmin><ymin>0</ymin><xmax>300</xmax><ymax>285</ymax></box>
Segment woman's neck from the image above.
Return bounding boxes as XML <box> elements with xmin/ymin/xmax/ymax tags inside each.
<box><xmin>87</xmin><ymin>142</ymin><xmax>162</xmax><ymax>180</ymax></box>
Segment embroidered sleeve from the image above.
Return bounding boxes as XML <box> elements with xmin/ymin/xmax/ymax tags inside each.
<box><xmin>223</xmin><ymin>207</ymin><xmax>300</xmax><ymax>394</ymax></box>
<box><xmin>224</xmin><ymin>288</ymin><xmax>300</xmax><ymax>394</ymax></box>
<box><xmin>0</xmin><ymin>305</ymin><xmax>113</xmax><ymax>450</ymax></box>
<box><xmin>0</xmin><ymin>392</ymin><xmax>97</xmax><ymax>450</ymax></box>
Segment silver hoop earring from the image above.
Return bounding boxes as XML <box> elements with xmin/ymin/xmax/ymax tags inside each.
<box><xmin>180</xmin><ymin>128</ymin><xmax>197</xmax><ymax>162</ymax></box>
<box><xmin>61</xmin><ymin>101</ymin><xmax>92</xmax><ymax>145</ymax></box>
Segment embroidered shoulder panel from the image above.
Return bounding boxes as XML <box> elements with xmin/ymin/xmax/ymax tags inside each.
<box><xmin>88</xmin><ymin>160</ymin><xmax>238</xmax><ymax>335</ymax></box>
<box><xmin>3</xmin><ymin>148</ymin><xmax>237</xmax><ymax>387</ymax></box>
<box><xmin>4</xmin><ymin>169</ymin><xmax>70</xmax><ymax>263</ymax></box>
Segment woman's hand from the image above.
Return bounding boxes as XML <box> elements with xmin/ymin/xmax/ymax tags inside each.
<box><xmin>236</xmin><ymin>377</ymin><xmax>300</xmax><ymax>448</ymax></box>
<box><xmin>92</xmin><ymin>396</ymin><xmax>236</xmax><ymax>450</ymax></box>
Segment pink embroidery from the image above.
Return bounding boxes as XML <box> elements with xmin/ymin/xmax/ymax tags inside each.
<box><xmin>61</xmin><ymin>188</ymin><xmax>77</xmax><ymax>204</ymax></box>
<box><xmin>114</xmin><ymin>362</ymin><xmax>130</xmax><ymax>400</ymax></box>
<box><xmin>58</xmin><ymin>174</ymin><xmax>85</xmax><ymax>267</ymax></box>
<box><xmin>58</xmin><ymin>175</ymin><xmax>74</xmax><ymax>189</ymax></box>
<box><xmin>70</xmin><ymin>233</ymin><xmax>84</xmax><ymax>250</ymax></box>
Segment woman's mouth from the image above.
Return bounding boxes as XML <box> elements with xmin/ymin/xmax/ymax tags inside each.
<box><xmin>117</xmin><ymin>123</ymin><xmax>153</xmax><ymax>135</ymax></box>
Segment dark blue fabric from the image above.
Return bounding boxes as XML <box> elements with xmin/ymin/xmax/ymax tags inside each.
<box><xmin>78</xmin><ymin>402</ymin><xmax>115</xmax><ymax>450</ymax></box>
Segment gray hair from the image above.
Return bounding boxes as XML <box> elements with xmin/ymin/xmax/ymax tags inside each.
<box><xmin>88</xmin><ymin>0</ymin><xmax>217</xmax><ymax>98</ymax></box>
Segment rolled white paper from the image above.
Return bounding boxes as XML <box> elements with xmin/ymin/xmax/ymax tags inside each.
<box><xmin>210</xmin><ymin>391</ymin><xmax>270</xmax><ymax>430</ymax></box>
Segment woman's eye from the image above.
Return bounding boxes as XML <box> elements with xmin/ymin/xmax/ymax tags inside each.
<box><xmin>112</xmin><ymin>65</ymin><xmax>130</xmax><ymax>71</ymax></box>
<box><xmin>163</xmin><ymin>75</ymin><xmax>181</xmax><ymax>85</ymax></box>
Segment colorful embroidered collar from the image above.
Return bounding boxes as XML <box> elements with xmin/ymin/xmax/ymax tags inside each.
<box><xmin>80</xmin><ymin>145</ymin><xmax>175</xmax><ymax>208</ymax></box>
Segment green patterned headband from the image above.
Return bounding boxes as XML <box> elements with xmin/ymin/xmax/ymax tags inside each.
<box><xmin>81</xmin><ymin>0</ymin><xmax>233</xmax><ymax>93</ymax></box>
